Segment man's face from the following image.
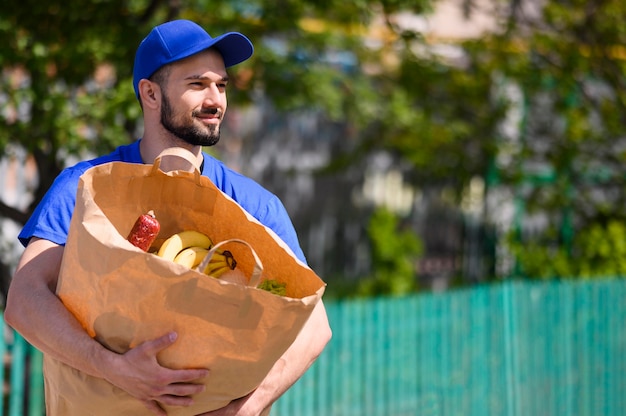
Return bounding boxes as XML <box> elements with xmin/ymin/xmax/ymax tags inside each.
<box><xmin>159</xmin><ymin>49</ymin><xmax>229</xmax><ymax>147</ymax></box>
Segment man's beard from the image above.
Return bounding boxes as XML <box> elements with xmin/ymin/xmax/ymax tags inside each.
<box><xmin>160</xmin><ymin>93</ymin><xmax>221</xmax><ymax>146</ymax></box>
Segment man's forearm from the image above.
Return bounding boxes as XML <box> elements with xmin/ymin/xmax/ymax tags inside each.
<box><xmin>5</xmin><ymin>240</ymin><xmax>113</xmax><ymax>379</ymax></box>
<box><xmin>232</xmin><ymin>300</ymin><xmax>332</xmax><ymax>415</ymax></box>
<box><xmin>5</xmin><ymin>238</ymin><xmax>209</xmax><ymax>411</ymax></box>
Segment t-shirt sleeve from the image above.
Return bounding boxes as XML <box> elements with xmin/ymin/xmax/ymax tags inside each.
<box><xmin>258</xmin><ymin>195</ymin><xmax>308</xmax><ymax>265</ymax></box>
<box><xmin>18</xmin><ymin>168</ymin><xmax>83</xmax><ymax>247</ymax></box>
<box><xmin>206</xmin><ymin>156</ymin><xmax>308</xmax><ymax>265</ymax></box>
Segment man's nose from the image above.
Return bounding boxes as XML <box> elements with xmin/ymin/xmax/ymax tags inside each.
<box><xmin>203</xmin><ymin>84</ymin><xmax>223</xmax><ymax>106</ymax></box>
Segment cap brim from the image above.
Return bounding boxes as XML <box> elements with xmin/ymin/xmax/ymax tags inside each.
<box><xmin>167</xmin><ymin>32</ymin><xmax>253</xmax><ymax>69</ymax></box>
<box><xmin>210</xmin><ymin>32</ymin><xmax>254</xmax><ymax>68</ymax></box>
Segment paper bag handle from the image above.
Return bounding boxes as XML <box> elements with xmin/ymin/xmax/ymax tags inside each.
<box><xmin>196</xmin><ymin>239</ymin><xmax>264</xmax><ymax>288</ymax></box>
<box><xmin>151</xmin><ymin>148</ymin><xmax>202</xmax><ymax>183</ymax></box>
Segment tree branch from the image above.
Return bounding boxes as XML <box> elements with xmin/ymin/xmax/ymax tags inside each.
<box><xmin>0</xmin><ymin>199</ymin><xmax>29</xmax><ymax>226</ymax></box>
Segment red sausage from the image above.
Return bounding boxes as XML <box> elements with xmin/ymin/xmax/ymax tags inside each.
<box><xmin>127</xmin><ymin>210</ymin><xmax>160</xmax><ymax>252</ymax></box>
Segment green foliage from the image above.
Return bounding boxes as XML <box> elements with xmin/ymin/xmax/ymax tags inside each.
<box><xmin>508</xmin><ymin>220</ymin><xmax>626</xmax><ymax>279</ymax></box>
<box><xmin>387</xmin><ymin>50</ymin><xmax>503</xmax><ymax>189</ymax></box>
<box><xmin>507</xmin><ymin>230</ymin><xmax>573</xmax><ymax>280</ymax></box>
<box><xmin>0</xmin><ymin>0</ymin><xmax>443</xmax><ymax>168</ymax></box>
<box><xmin>487</xmin><ymin>0</ymin><xmax>626</xmax><ymax>217</ymax></box>
<box><xmin>357</xmin><ymin>208</ymin><xmax>423</xmax><ymax>296</ymax></box>
<box><xmin>5</xmin><ymin>0</ymin><xmax>626</xmax><ymax>287</ymax></box>
<box><xmin>466</xmin><ymin>0</ymin><xmax>626</xmax><ymax>281</ymax></box>
<box><xmin>575</xmin><ymin>221</ymin><xmax>626</xmax><ymax>277</ymax></box>
<box><xmin>0</xmin><ymin>0</ymin><xmax>444</xmax><ymax>292</ymax></box>
<box><xmin>0</xmin><ymin>0</ymin><xmax>158</xmax><ymax>211</ymax></box>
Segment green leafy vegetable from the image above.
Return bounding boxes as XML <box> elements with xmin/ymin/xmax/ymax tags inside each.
<box><xmin>258</xmin><ymin>279</ymin><xmax>287</xmax><ymax>296</ymax></box>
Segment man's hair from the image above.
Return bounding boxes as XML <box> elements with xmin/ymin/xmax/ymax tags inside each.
<box><xmin>149</xmin><ymin>64</ymin><xmax>171</xmax><ymax>90</ymax></box>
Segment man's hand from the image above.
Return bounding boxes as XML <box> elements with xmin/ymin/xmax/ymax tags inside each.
<box><xmin>104</xmin><ymin>332</ymin><xmax>209</xmax><ymax>415</ymax></box>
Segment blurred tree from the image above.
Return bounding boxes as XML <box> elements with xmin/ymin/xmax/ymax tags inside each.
<box><xmin>298</xmin><ymin>0</ymin><xmax>626</xmax><ymax>281</ymax></box>
<box><xmin>4</xmin><ymin>0</ymin><xmax>625</xmax><ymax>295</ymax></box>
<box><xmin>0</xmin><ymin>0</ymin><xmax>439</xmax><ymax>296</ymax></box>
<box><xmin>0</xmin><ymin>0</ymin><xmax>152</xmax><ymax>224</ymax></box>
<box><xmin>475</xmin><ymin>0</ymin><xmax>626</xmax><ymax>278</ymax></box>
<box><xmin>357</xmin><ymin>207</ymin><xmax>423</xmax><ymax>296</ymax></box>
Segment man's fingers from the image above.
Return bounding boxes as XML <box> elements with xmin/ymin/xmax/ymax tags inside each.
<box><xmin>121</xmin><ymin>331</ymin><xmax>209</xmax><ymax>408</ymax></box>
<box><xmin>162</xmin><ymin>380</ymin><xmax>206</xmax><ymax>397</ymax></box>
<box><xmin>142</xmin><ymin>400</ymin><xmax>166</xmax><ymax>416</ymax></box>
<box><xmin>156</xmin><ymin>393</ymin><xmax>196</xmax><ymax>407</ymax></box>
<box><xmin>128</xmin><ymin>332</ymin><xmax>210</xmax><ymax>381</ymax></box>
<box><xmin>143</xmin><ymin>381</ymin><xmax>204</xmax><ymax>408</ymax></box>
<box><xmin>137</xmin><ymin>331</ymin><xmax>179</xmax><ymax>355</ymax></box>
<box><xmin>162</xmin><ymin>367</ymin><xmax>210</xmax><ymax>384</ymax></box>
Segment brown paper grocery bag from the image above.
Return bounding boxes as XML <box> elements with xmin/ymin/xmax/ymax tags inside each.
<box><xmin>45</xmin><ymin>149</ymin><xmax>326</xmax><ymax>415</ymax></box>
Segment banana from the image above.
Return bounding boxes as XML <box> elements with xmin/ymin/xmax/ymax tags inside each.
<box><xmin>205</xmin><ymin>250</ymin><xmax>236</xmax><ymax>269</ymax></box>
<box><xmin>157</xmin><ymin>230</ymin><xmax>239</xmax><ymax>278</ymax></box>
<box><xmin>206</xmin><ymin>264</ymin><xmax>231</xmax><ymax>279</ymax></box>
<box><xmin>157</xmin><ymin>230</ymin><xmax>213</xmax><ymax>261</ymax></box>
<box><xmin>203</xmin><ymin>253</ymin><xmax>236</xmax><ymax>277</ymax></box>
<box><xmin>203</xmin><ymin>260</ymin><xmax>229</xmax><ymax>275</ymax></box>
<box><xmin>207</xmin><ymin>251</ymin><xmax>229</xmax><ymax>264</ymax></box>
<box><xmin>173</xmin><ymin>246</ymin><xmax>210</xmax><ymax>268</ymax></box>
<box><xmin>204</xmin><ymin>251</ymin><xmax>236</xmax><ymax>272</ymax></box>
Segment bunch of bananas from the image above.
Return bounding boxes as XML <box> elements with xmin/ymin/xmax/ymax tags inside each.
<box><xmin>156</xmin><ymin>230</ymin><xmax>236</xmax><ymax>278</ymax></box>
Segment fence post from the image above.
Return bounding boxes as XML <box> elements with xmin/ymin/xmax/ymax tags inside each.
<box><xmin>28</xmin><ymin>346</ymin><xmax>44</xmax><ymax>416</ymax></box>
<box><xmin>502</xmin><ymin>280</ymin><xmax>520</xmax><ymax>416</ymax></box>
<box><xmin>0</xmin><ymin>312</ymin><xmax>6</xmax><ymax>416</ymax></box>
<box><xmin>8</xmin><ymin>334</ymin><xmax>26</xmax><ymax>416</ymax></box>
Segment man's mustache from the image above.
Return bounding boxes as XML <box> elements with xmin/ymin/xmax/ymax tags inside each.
<box><xmin>194</xmin><ymin>108</ymin><xmax>222</xmax><ymax>118</ymax></box>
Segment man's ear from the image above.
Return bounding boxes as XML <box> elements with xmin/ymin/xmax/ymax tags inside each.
<box><xmin>138</xmin><ymin>79</ymin><xmax>161</xmax><ymax>109</ymax></box>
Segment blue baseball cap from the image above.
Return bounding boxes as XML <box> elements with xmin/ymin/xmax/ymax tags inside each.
<box><xmin>133</xmin><ymin>19</ymin><xmax>254</xmax><ymax>98</ymax></box>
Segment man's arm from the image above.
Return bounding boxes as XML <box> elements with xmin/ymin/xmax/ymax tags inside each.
<box><xmin>4</xmin><ymin>237</ymin><xmax>209</xmax><ymax>415</ymax></box>
<box><xmin>202</xmin><ymin>299</ymin><xmax>332</xmax><ymax>416</ymax></box>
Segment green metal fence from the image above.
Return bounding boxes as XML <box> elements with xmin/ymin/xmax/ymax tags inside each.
<box><xmin>274</xmin><ymin>278</ymin><xmax>626</xmax><ymax>416</ymax></box>
<box><xmin>0</xmin><ymin>312</ymin><xmax>44</xmax><ymax>416</ymax></box>
<box><xmin>2</xmin><ymin>279</ymin><xmax>625</xmax><ymax>415</ymax></box>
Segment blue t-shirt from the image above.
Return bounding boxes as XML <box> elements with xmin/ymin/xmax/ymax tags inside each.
<box><xmin>19</xmin><ymin>140</ymin><xmax>307</xmax><ymax>263</ymax></box>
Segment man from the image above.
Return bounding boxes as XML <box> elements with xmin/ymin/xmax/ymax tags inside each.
<box><xmin>5</xmin><ymin>19</ymin><xmax>331</xmax><ymax>416</ymax></box>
